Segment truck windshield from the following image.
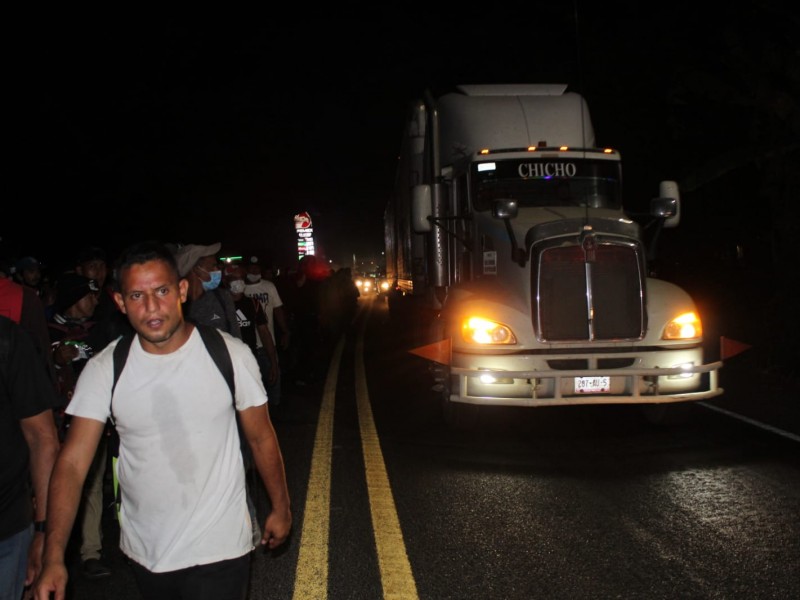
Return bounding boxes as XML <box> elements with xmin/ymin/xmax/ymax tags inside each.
<box><xmin>471</xmin><ymin>158</ymin><xmax>622</xmax><ymax>212</ymax></box>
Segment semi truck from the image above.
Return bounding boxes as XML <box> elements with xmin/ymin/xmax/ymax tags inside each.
<box><xmin>384</xmin><ymin>84</ymin><xmax>724</xmax><ymax>427</ymax></box>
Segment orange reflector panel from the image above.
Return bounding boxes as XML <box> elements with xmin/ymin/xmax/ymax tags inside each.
<box><xmin>409</xmin><ymin>339</ymin><xmax>451</xmax><ymax>365</ymax></box>
<box><xmin>720</xmin><ymin>336</ymin><xmax>752</xmax><ymax>360</ymax></box>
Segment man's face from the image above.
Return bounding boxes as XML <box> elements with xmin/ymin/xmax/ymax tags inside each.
<box><xmin>70</xmin><ymin>291</ymin><xmax>99</xmax><ymax>319</ymax></box>
<box><xmin>194</xmin><ymin>255</ymin><xmax>219</xmax><ymax>282</ymax></box>
<box><xmin>114</xmin><ymin>259</ymin><xmax>189</xmax><ymax>352</ymax></box>
<box><xmin>21</xmin><ymin>267</ymin><xmax>41</xmax><ymax>287</ymax></box>
<box><xmin>77</xmin><ymin>259</ymin><xmax>107</xmax><ymax>287</ymax></box>
<box><xmin>224</xmin><ymin>265</ymin><xmax>245</xmax><ymax>285</ymax></box>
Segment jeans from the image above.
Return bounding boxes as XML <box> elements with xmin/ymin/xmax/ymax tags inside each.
<box><xmin>128</xmin><ymin>553</ymin><xmax>251</xmax><ymax>600</ymax></box>
<box><xmin>0</xmin><ymin>524</ymin><xmax>33</xmax><ymax>600</ymax></box>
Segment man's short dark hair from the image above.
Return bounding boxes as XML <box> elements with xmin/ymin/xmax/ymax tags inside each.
<box><xmin>114</xmin><ymin>241</ymin><xmax>179</xmax><ymax>290</ymax></box>
<box><xmin>75</xmin><ymin>246</ymin><xmax>107</xmax><ymax>266</ymax></box>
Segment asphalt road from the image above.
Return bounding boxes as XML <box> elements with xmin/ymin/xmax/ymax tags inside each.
<box><xmin>54</xmin><ymin>296</ymin><xmax>800</xmax><ymax>599</ymax></box>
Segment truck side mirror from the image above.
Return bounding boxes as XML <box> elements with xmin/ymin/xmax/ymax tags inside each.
<box><xmin>650</xmin><ymin>197</ymin><xmax>676</xmax><ymax>218</ymax></box>
<box><xmin>492</xmin><ymin>199</ymin><xmax>526</xmax><ymax>267</ymax></box>
<box><xmin>652</xmin><ymin>180</ymin><xmax>681</xmax><ymax>228</ymax></box>
<box><xmin>492</xmin><ymin>199</ymin><xmax>518</xmax><ymax>219</ymax></box>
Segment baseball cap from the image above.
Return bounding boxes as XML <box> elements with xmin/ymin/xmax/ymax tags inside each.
<box><xmin>56</xmin><ymin>273</ymin><xmax>100</xmax><ymax>312</ymax></box>
<box><xmin>15</xmin><ymin>256</ymin><xmax>44</xmax><ymax>272</ymax></box>
<box><xmin>173</xmin><ymin>243</ymin><xmax>222</xmax><ymax>278</ymax></box>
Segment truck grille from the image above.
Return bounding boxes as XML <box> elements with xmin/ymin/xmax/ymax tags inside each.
<box><xmin>533</xmin><ymin>232</ymin><xmax>646</xmax><ymax>342</ymax></box>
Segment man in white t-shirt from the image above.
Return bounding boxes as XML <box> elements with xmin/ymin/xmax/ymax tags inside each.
<box><xmin>243</xmin><ymin>256</ymin><xmax>289</xmax><ymax>407</ymax></box>
<box><xmin>243</xmin><ymin>256</ymin><xmax>288</xmax><ymax>348</ymax></box>
<box><xmin>35</xmin><ymin>241</ymin><xmax>291</xmax><ymax>600</ymax></box>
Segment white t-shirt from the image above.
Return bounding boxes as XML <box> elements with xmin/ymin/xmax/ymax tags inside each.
<box><xmin>67</xmin><ymin>327</ymin><xmax>267</xmax><ymax>572</ymax></box>
<box><xmin>244</xmin><ymin>278</ymin><xmax>283</xmax><ymax>347</ymax></box>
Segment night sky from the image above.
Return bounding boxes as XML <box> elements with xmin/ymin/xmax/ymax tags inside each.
<box><xmin>7</xmin><ymin>5</ymin><xmax>797</xmax><ymax>278</ymax></box>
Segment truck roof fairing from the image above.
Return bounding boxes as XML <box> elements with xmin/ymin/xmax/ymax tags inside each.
<box><xmin>437</xmin><ymin>85</ymin><xmax>595</xmax><ymax>164</ymax></box>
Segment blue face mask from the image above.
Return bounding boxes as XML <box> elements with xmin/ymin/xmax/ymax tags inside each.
<box><xmin>202</xmin><ymin>270</ymin><xmax>222</xmax><ymax>291</ymax></box>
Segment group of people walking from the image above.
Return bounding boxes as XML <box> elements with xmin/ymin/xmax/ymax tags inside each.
<box><xmin>1</xmin><ymin>240</ymin><xmax>309</xmax><ymax>600</ymax></box>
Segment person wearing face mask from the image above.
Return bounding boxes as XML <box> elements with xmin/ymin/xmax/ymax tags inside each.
<box><xmin>243</xmin><ymin>256</ymin><xmax>290</xmax><ymax>408</ymax></box>
<box><xmin>173</xmin><ymin>243</ymin><xmax>242</xmax><ymax>340</ymax></box>
<box><xmin>224</xmin><ymin>264</ymin><xmax>279</xmax><ymax>404</ymax></box>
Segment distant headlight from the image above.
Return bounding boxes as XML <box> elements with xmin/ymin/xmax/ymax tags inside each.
<box><xmin>461</xmin><ymin>316</ymin><xmax>517</xmax><ymax>345</ymax></box>
<box><xmin>662</xmin><ymin>311</ymin><xmax>702</xmax><ymax>340</ymax></box>
<box><xmin>380</xmin><ymin>280</ymin><xmax>390</xmax><ymax>292</ymax></box>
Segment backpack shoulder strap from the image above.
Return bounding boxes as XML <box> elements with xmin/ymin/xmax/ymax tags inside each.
<box><xmin>196</xmin><ymin>323</ymin><xmax>235</xmax><ymax>401</ymax></box>
<box><xmin>211</xmin><ymin>288</ymin><xmax>232</xmax><ymax>332</ymax></box>
<box><xmin>110</xmin><ymin>333</ymin><xmax>136</xmax><ymax>424</ymax></box>
<box><xmin>112</xmin><ymin>333</ymin><xmax>135</xmax><ymax>393</ymax></box>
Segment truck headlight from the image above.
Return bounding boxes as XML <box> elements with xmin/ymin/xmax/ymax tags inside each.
<box><xmin>662</xmin><ymin>311</ymin><xmax>702</xmax><ymax>340</ymax></box>
<box><xmin>461</xmin><ymin>317</ymin><xmax>517</xmax><ymax>345</ymax></box>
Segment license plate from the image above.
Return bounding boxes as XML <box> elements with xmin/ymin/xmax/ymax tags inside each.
<box><xmin>574</xmin><ymin>376</ymin><xmax>610</xmax><ymax>393</ymax></box>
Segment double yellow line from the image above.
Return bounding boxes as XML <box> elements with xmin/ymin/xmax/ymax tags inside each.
<box><xmin>293</xmin><ymin>299</ymin><xmax>419</xmax><ymax>600</ymax></box>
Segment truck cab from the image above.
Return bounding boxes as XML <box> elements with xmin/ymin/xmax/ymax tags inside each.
<box><xmin>386</xmin><ymin>84</ymin><xmax>723</xmax><ymax>427</ymax></box>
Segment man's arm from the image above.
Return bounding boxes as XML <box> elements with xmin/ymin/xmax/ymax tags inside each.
<box><xmin>34</xmin><ymin>416</ymin><xmax>105</xmax><ymax>599</ymax></box>
<box><xmin>273</xmin><ymin>305</ymin><xmax>291</xmax><ymax>350</ymax></box>
<box><xmin>238</xmin><ymin>406</ymin><xmax>291</xmax><ymax>549</ymax></box>
<box><xmin>19</xmin><ymin>409</ymin><xmax>60</xmax><ymax>587</ymax></box>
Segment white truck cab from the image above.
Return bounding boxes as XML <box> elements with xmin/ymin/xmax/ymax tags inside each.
<box><xmin>385</xmin><ymin>84</ymin><xmax>723</xmax><ymax>427</ymax></box>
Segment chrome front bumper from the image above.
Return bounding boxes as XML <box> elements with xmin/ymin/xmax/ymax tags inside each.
<box><xmin>443</xmin><ymin>350</ymin><xmax>724</xmax><ymax>407</ymax></box>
